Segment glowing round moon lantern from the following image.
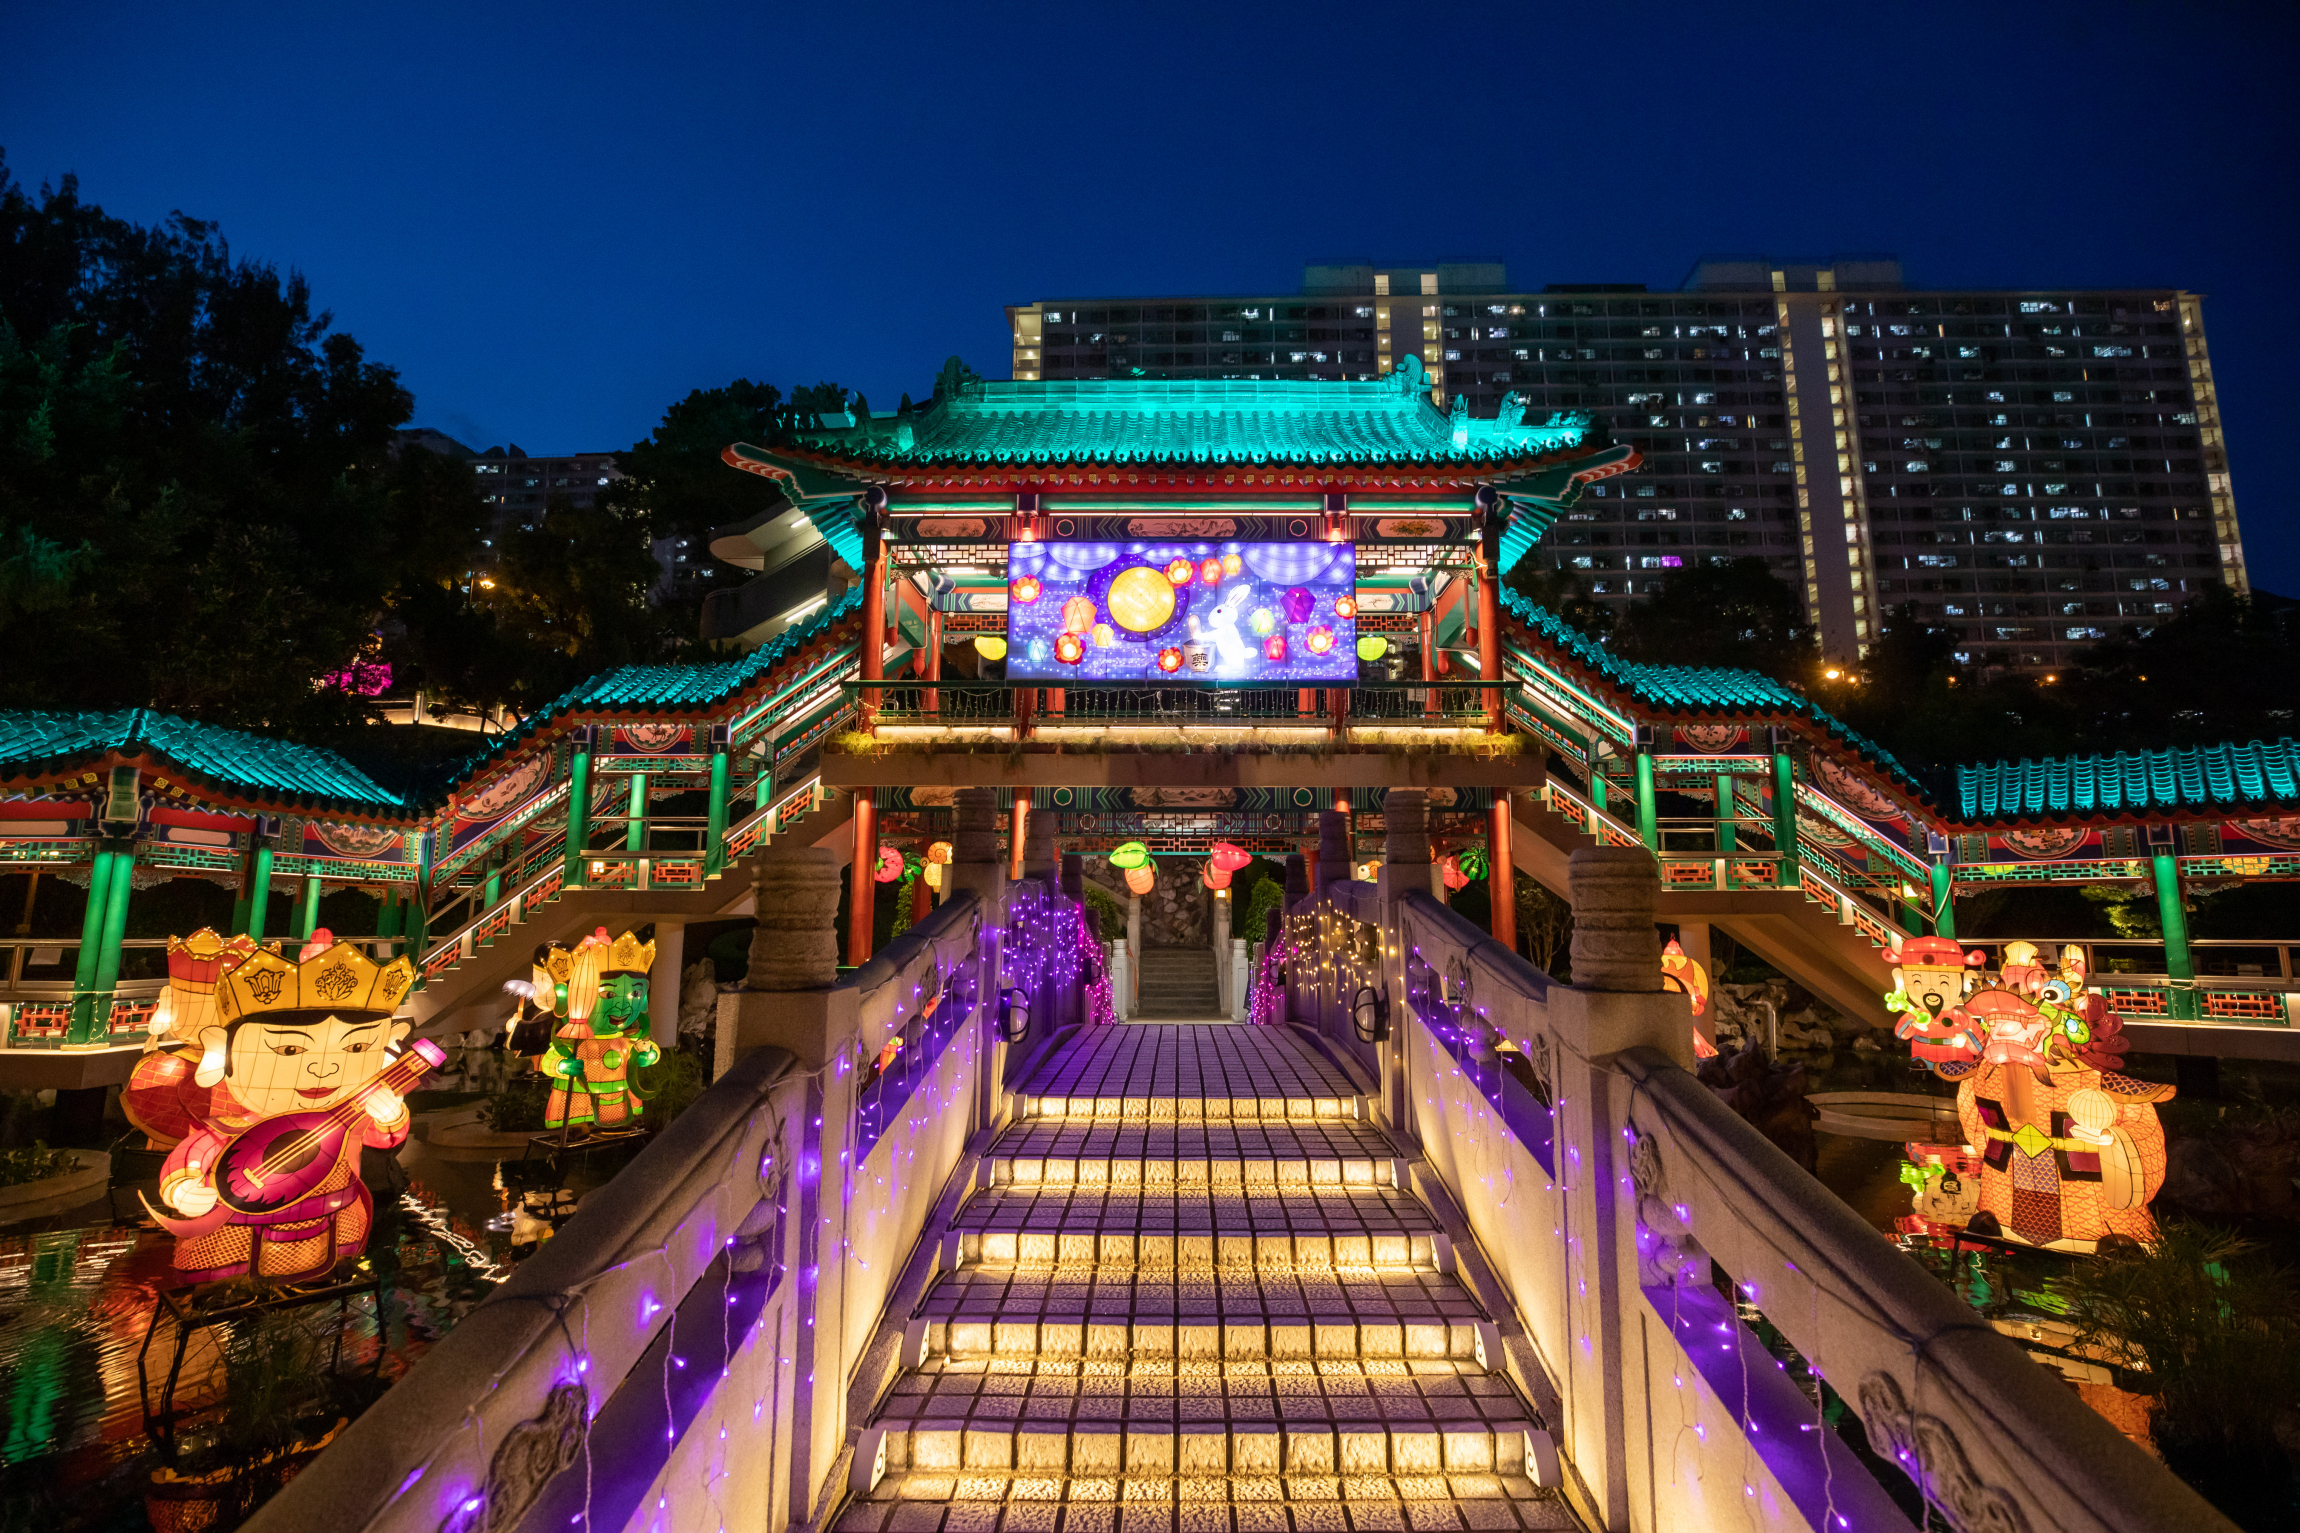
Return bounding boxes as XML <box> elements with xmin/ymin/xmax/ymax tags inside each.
<box><xmin>1061</xmin><ymin>595</ymin><xmax>1097</xmax><ymax>634</ymax></box>
<box><xmin>1055</xmin><ymin>632</ymin><xmax>1085</xmax><ymax>665</ymax></box>
<box><xmin>1200</xmin><ymin>558</ymin><xmax>1224</xmax><ymax>586</ymax></box>
<box><xmin>1334</xmin><ymin>595</ymin><xmax>1358</xmax><ymax>619</ymax></box>
<box><xmin>1011</xmin><ymin>574</ymin><xmax>1042</xmax><ymax>604</ymax></box>
<box><xmin>1107</xmin><ymin>566</ymin><xmax>1178</xmax><ymax>633</ymax></box>
<box><xmin>1210</xmin><ymin>842</ymin><xmax>1252</xmax><ymax>872</ymax></box>
<box><xmin>1091</xmin><ymin>623</ymin><xmax>1116</xmax><ymax>648</ymax></box>
<box><xmin>1165</xmin><ymin>558</ymin><xmax>1195</xmax><ymax>587</ymax></box>
<box><xmin>1124</xmin><ymin>864</ymin><xmax>1156</xmax><ymax>896</ymax></box>
<box><xmin>1306</xmin><ymin>626</ymin><xmax>1336</xmax><ymax>655</ymax></box>
<box><xmin>1109</xmin><ymin>841</ymin><xmax>1150</xmax><ymax>869</ymax></box>
<box><xmin>1357</xmin><ymin>635</ymin><xmax>1389</xmax><ymax>662</ymax></box>
<box><xmin>1157</xmin><ymin>647</ymin><xmax>1184</xmax><ymax>673</ymax></box>
<box><xmin>875</xmin><ymin>846</ymin><xmax>905</xmax><ymax>882</ymax></box>
<box><xmin>1249</xmin><ymin>608</ymin><xmax>1276</xmax><ymax>637</ymax></box>
<box><xmin>1283</xmin><ymin>586</ymin><xmax>1316</xmax><ymax>624</ymax></box>
<box><xmin>1264</xmin><ymin>635</ymin><xmax>1287</xmax><ymax>662</ymax></box>
<box><xmin>974</xmin><ymin>635</ymin><xmax>1008</xmax><ymax>661</ymax></box>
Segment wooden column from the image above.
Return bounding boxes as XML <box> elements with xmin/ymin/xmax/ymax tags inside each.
<box><xmin>1009</xmin><ymin>797</ymin><xmax>1027</xmax><ymax>882</ymax></box>
<box><xmin>1476</xmin><ymin>500</ymin><xmax>1503</xmax><ymax>732</ymax></box>
<box><xmin>858</xmin><ymin>506</ymin><xmax>886</xmax><ymax>731</ymax></box>
<box><xmin>1489</xmin><ymin>791</ymin><xmax>1517</xmax><ymax>952</ymax></box>
<box><xmin>924</xmin><ymin>607</ymin><xmax>943</xmax><ymax>715</ymax></box>
<box><xmin>847</xmin><ymin>792</ymin><xmax>877</xmax><ymax>967</ymax></box>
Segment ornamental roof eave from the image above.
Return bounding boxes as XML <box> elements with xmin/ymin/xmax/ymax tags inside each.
<box><xmin>1953</xmin><ymin>738</ymin><xmax>2300</xmax><ymax>826</ymax></box>
<box><xmin>759</xmin><ymin>436</ymin><xmax>1618</xmax><ymax>487</ymax></box>
<box><xmin>0</xmin><ymin>710</ymin><xmax>421</xmax><ymax>821</ymax></box>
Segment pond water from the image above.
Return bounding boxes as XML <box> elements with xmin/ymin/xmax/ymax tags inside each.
<box><xmin>0</xmin><ymin>1097</ymin><xmax>647</xmax><ymax>1532</ymax></box>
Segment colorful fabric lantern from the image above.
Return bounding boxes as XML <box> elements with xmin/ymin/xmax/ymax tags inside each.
<box><xmin>1200</xmin><ymin>558</ymin><xmax>1224</xmax><ymax>586</ymax></box>
<box><xmin>1091</xmin><ymin>623</ymin><xmax>1116</xmax><ymax>648</ymax></box>
<box><xmin>922</xmin><ymin>861</ymin><xmax>942</xmax><ymax>891</ymax></box>
<box><xmin>1249</xmin><ymin>607</ymin><xmax>1277</xmax><ymax>637</ymax></box>
<box><xmin>927</xmin><ymin>840</ymin><xmax>953</xmax><ymax>864</ymax></box>
<box><xmin>1125</xmin><ymin>864</ymin><xmax>1156</xmax><ymax>896</ymax></box>
<box><xmin>1221</xmin><ymin>553</ymin><xmax>1243</xmax><ymax>577</ymax></box>
<box><xmin>1333</xmin><ymin>595</ymin><xmax>1358</xmax><ymax>619</ymax></box>
<box><xmin>1283</xmin><ymin>586</ymin><xmax>1315</xmax><ymax>623</ymax></box>
<box><xmin>1010</xmin><ymin>575</ymin><xmax>1042</xmax><ymax>604</ymax></box>
<box><xmin>1456</xmin><ymin>845</ymin><xmax>1488</xmax><ymax>880</ymax></box>
<box><xmin>1356</xmin><ymin>635</ymin><xmax>1389</xmax><ymax>662</ymax></box>
<box><xmin>875</xmin><ymin>846</ymin><xmax>905</xmax><ymax>882</ymax></box>
<box><xmin>1109</xmin><ymin>566</ymin><xmax>1178</xmax><ymax>632</ymax></box>
<box><xmin>1202</xmin><ymin>862</ymin><xmax>1232</xmax><ymax>890</ymax></box>
<box><xmin>1660</xmin><ymin>937</ymin><xmax>1709</xmax><ymax>1017</ymax></box>
<box><xmin>1157</xmin><ymin>646</ymin><xmax>1184</xmax><ymax>672</ymax></box>
<box><xmin>1210</xmin><ymin>842</ymin><xmax>1252</xmax><ymax>872</ymax></box>
<box><xmin>1263</xmin><ymin>635</ymin><xmax>1287</xmax><ymax>662</ymax></box>
<box><xmin>1439</xmin><ymin>855</ymin><xmax>1469</xmax><ymax>891</ymax></box>
<box><xmin>1306</xmin><ymin>626</ymin><xmax>1336</xmax><ymax>655</ymax></box>
<box><xmin>1061</xmin><ymin>595</ymin><xmax>1097</xmax><ymax>634</ymax></box>
<box><xmin>974</xmin><ymin>635</ymin><xmax>1008</xmax><ymax>661</ymax></box>
<box><xmin>1165</xmin><ymin>558</ymin><xmax>1196</xmax><ymax>587</ymax></box>
<box><xmin>1055</xmin><ymin>632</ymin><xmax>1085</xmax><ymax>665</ymax></box>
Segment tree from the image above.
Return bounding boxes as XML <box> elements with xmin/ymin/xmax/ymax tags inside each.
<box><xmin>1610</xmin><ymin>557</ymin><xmax>1815</xmax><ymax>682</ymax></box>
<box><xmin>1504</xmin><ymin>561</ymin><xmax>1614</xmax><ymax>643</ymax></box>
<box><xmin>0</xmin><ymin>155</ymin><xmax>436</xmax><ymax>732</ymax></box>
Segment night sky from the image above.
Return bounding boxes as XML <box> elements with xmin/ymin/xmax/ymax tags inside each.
<box><xmin>6</xmin><ymin>1</ymin><xmax>2294</xmax><ymax>585</ymax></box>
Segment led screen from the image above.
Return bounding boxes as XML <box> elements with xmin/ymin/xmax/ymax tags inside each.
<box><xmin>1005</xmin><ymin>540</ymin><xmax>1357</xmax><ymax>682</ymax></box>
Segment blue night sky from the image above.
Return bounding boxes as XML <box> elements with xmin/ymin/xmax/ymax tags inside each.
<box><xmin>6</xmin><ymin>1</ymin><xmax>2295</xmax><ymax>585</ymax></box>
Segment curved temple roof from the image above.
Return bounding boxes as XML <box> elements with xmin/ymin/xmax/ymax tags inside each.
<box><xmin>1958</xmin><ymin>739</ymin><xmax>2300</xmax><ymax>821</ymax></box>
<box><xmin>0</xmin><ymin>708</ymin><xmax>412</xmax><ymax>814</ymax></box>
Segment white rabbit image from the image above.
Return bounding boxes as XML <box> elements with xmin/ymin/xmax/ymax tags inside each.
<box><xmin>1188</xmin><ymin>583</ymin><xmax>1257</xmax><ymax>676</ymax></box>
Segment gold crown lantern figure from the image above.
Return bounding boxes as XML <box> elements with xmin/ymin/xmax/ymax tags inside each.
<box><xmin>216</xmin><ymin>938</ymin><xmax>417</xmax><ymax>1022</ymax></box>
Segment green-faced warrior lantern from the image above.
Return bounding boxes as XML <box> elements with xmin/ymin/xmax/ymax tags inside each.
<box><xmin>543</xmin><ymin>927</ymin><xmax>662</xmax><ymax>1133</ymax></box>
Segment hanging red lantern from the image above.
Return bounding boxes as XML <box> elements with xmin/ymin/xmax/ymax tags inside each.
<box><xmin>1264</xmin><ymin>635</ymin><xmax>1288</xmax><ymax>662</ymax></box>
<box><xmin>1125</xmin><ymin>864</ymin><xmax>1156</xmax><ymax>896</ymax></box>
<box><xmin>1210</xmin><ymin>842</ymin><xmax>1252</xmax><ymax>872</ymax></box>
<box><xmin>1055</xmin><ymin>632</ymin><xmax>1085</xmax><ymax>665</ymax></box>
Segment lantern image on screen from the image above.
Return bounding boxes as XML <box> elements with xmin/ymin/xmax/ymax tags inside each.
<box><xmin>1091</xmin><ymin>624</ymin><xmax>1116</xmax><ymax>648</ymax></box>
<box><xmin>1165</xmin><ymin>558</ymin><xmax>1195</xmax><ymax>587</ymax></box>
<box><xmin>1283</xmin><ymin>586</ymin><xmax>1315</xmax><ymax>623</ymax></box>
<box><xmin>974</xmin><ymin>636</ymin><xmax>1008</xmax><ymax>661</ymax></box>
<box><xmin>1125</xmin><ymin>864</ymin><xmax>1156</xmax><ymax>896</ymax></box>
<box><xmin>1250</xmin><ymin>608</ymin><xmax>1276</xmax><ymax>637</ymax></box>
<box><xmin>1157</xmin><ymin>647</ymin><xmax>1184</xmax><ymax>673</ymax></box>
<box><xmin>1334</xmin><ymin>595</ymin><xmax>1358</xmax><ymax>619</ymax></box>
<box><xmin>1306</xmin><ymin>626</ymin><xmax>1336</xmax><ymax>655</ymax></box>
<box><xmin>1055</xmin><ymin>633</ymin><xmax>1085</xmax><ymax>665</ymax></box>
<box><xmin>1200</xmin><ymin>558</ymin><xmax>1224</xmax><ymax>586</ymax></box>
<box><xmin>1011</xmin><ymin>575</ymin><xmax>1042</xmax><ymax>604</ymax></box>
<box><xmin>1264</xmin><ymin>636</ymin><xmax>1287</xmax><ymax>662</ymax></box>
<box><xmin>1060</xmin><ymin>596</ymin><xmax>1096</xmax><ymax>635</ymax></box>
<box><xmin>1357</xmin><ymin>635</ymin><xmax>1389</xmax><ymax>662</ymax></box>
<box><xmin>1108</xmin><ymin>566</ymin><xmax>1179</xmax><ymax>634</ymax></box>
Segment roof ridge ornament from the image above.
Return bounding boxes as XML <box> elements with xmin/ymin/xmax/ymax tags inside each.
<box><xmin>1391</xmin><ymin>354</ymin><xmax>1427</xmax><ymax>399</ymax></box>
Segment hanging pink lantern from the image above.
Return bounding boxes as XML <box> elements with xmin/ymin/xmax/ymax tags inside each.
<box><xmin>1210</xmin><ymin>842</ymin><xmax>1252</xmax><ymax>873</ymax></box>
<box><xmin>1440</xmin><ymin>855</ymin><xmax>1470</xmax><ymax>891</ymax></box>
<box><xmin>875</xmin><ymin>846</ymin><xmax>905</xmax><ymax>883</ymax></box>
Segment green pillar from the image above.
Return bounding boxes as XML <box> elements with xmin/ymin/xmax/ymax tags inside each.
<box><xmin>376</xmin><ymin>889</ymin><xmax>401</xmax><ymax>937</ymax></box>
<box><xmin>1633</xmin><ymin>752</ymin><xmax>1659</xmax><ymax>851</ymax></box>
<box><xmin>298</xmin><ymin>875</ymin><xmax>323</xmax><ymax>940</ymax></box>
<box><xmin>624</xmin><ymin>771</ymin><xmax>648</xmax><ymax>851</ymax></box>
<box><xmin>703</xmin><ymin>747</ymin><xmax>732</xmax><ymax>878</ymax></box>
<box><xmin>88</xmin><ymin>847</ymin><xmax>133</xmax><ymax>1039</ymax></box>
<box><xmin>245</xmin><ymin>840</ymin><xmax>274</xmax><ymax>942</ymax></box>
<box><xmin>68</xmin><ymin>848</ymin><xmax>118</xmax><ymax>1044</ymax></box>
<box><xmin>2153</xmin><ymin>848</ymin><xmax>2199</xmax><ymax>1020</ymax></box>
<box><xmin>482</xmin><ymin>860</ymin><xmax>504</xmax><ymax>910</ymax></box>
<box><xmin>562</xmin><ymin>744</ymin><xmax>594</xmax><ymax>888</ymax></box>
<box><xmin>1713</xmin><ymin>774</ymin><xmax>1738</xmax><ymax>854</ymax></box>
<box><xmin>1771</xmin><ymin>750</ymin><xmax>1800</xmax><ymax>884</ymax></box>
<box><xmin>1930</xmin><ymin>862</ymin><xmax>1956</xmax><ymax>941</ymax></box>
<box><xmin>407</xmin><ymin>833</ymin><xmax>433</xmax><ymax>988</ymax></box>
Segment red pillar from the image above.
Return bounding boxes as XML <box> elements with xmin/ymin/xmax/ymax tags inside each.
<box><xmin>924</xmin><ymin>607</ymin><xmax>942</xmax><ymax>715</ymax></box>
<box><xmin>1477</xmin><ymin>514</ymin><xmax>1503</xmax><ymax>733</ymax></box>
<box><xmin>1490</xmin><ymin>792</ymin><xmax>1517</xmax><ymax>952</ymax></box>
<box><xmin>1303</xmin><ymin>848</ymin><xmax>1320</xmax><ymax>894</ymax></box>
<box><xmin>911</xmin><ymin>864</ymin><xmax>933</xmax><ymax>923</ymax></box>
<box><xmin>1010</xmin><ymin>797</ymin><xmax>1027</xmax><ymax>882</ymax></box>
<box><xmin>848</xmin><ymin>793</ymin><xmax>877</xmax><ymax>966</ymax></box>
<box><xmin>859</xmin><ymin>516</ymin><xmax>887</xmax><ymax>730</ymax></box>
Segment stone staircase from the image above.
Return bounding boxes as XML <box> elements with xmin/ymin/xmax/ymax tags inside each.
<box><xmin>840</xmin><ymin>1024</ymin><xmax>1574</xmax><ymax>1533</ymax></box>
<box><xmin>1134</xmin><ymin>947</ymin><xmax>1223</xmax><ymax>1019</ymax></box>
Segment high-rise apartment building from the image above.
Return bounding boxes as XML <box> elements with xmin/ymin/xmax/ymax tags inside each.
<box><xmin>1006</xmin><ymin>258</ymin><xmax>2244</xmax><ymax>670</ymax></box>
<box><xmin>393</xmin><ymin>431</ymin><xmax>709</xmax><ymax>602</ymax></box>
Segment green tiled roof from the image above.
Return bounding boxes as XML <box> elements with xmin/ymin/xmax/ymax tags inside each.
<box><xmin>1957</xmin><ymin>738</ymin><xmax>2300</xmax><ymax>821</ymax></box>
<box><xmin>789</xmin><ymin>377</ymin><xmax>1589</xmax><ymax>468</ymax></box>
<box><xmin>441</xmin><ymin>586</ymin><xmax>865</xmax><ymax>780</ymax></box>
<box><xmin>0</xmin><ymin>709</ymin><xmax>412</xmax><ymax>812</ymax></box>
<box><xmin>1498</xmin><ymin>589</ymin><xmax>1923</xmax><ymax>792</ymax></box>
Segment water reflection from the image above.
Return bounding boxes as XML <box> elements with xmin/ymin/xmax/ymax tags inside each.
<box><xmin>0</xmin><ymin>1133</ymin><xmax>643</xmax><ymax>1530</ymax></box>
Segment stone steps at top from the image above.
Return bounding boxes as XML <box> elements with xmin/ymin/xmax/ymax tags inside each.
<box><xmin>841</xmin><ymin>1019</ymin><xmax>1576</xmax><ymax>1533</ymax></box>
<box><xmin>1132</xmin><ymin>948</ymin><xmax>1222</xmax><ymax>1016</ymax></box>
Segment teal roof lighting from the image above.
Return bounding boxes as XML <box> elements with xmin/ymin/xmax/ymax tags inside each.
<box><xmin>1957</xmin><ymin>738</ymin><xmax>2300</xmax><ymax>821</ymax></box>
<box><xmin>0</xmin><ymin>709</ymin><xmax>412</xmax><ymax>812</ymax></box>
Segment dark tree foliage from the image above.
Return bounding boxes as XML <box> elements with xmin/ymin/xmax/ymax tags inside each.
<box><xmin>1608</xmin><ymin>556</ymin><xmax>1816</xmax><ymax>680</ymax></box>
<box><xmin>0</xmin><ymin>155</ymin><xmax>477</xmax><ymax>732</ymax></box>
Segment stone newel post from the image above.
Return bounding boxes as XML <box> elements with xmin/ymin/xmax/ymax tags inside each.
<box><xmin>1548</xmin><ymin>844</ymin><xmax>1689</xmax><ymax>1529</ymax></box>
<box><xmin>1318</xmin><ymin>808</ymin><xmax>1351</xmax><ymax>889</ymax></box>
<box><xmin>944</xmin><ymin>788</ymin><xmax>1012</xmax><ymax>1109</ymax></box>
<box><xmin>718</xmin><ymin>841</ymin><xmax>847</xmax><ymax>1076</ymax></box>
<box><xmin>1022</xmin><ymin>800</ymin><xmax>1058</xmax><ymax>886</ymax></box>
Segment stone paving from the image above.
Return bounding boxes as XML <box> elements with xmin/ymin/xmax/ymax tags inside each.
<box><xmin>843</xmin><ymin>1023</ymin><xmax>1573</xmax><ymax>1533</ymax></box>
